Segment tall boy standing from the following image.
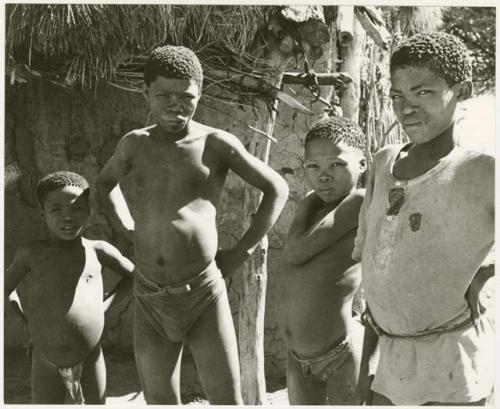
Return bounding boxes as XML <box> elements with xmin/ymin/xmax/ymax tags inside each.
<box><xmin>97</xmin><ymin>45</ymin><xmax>289</xmax><ymax>404</ymax></box>
<box><xmin>354</xmin><ymin>32</ymin><xmax>494</xmax><ymax>405</ymax></box>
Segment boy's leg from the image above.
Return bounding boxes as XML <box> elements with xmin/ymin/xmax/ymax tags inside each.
<box><xmin>134</xmin><ymin>303</ymin><xmax>183</xmax><ymax>404</ymax></box>
<box><xmin>31</xmin><ymin>348</ymin><xmax>67</xmax><ymax>404</ymax></box>
<box><xmin>187</xmin><ymin>288</ymin><xmax>243</xmax><ymax>404</ymax></box>
<box><xmin>81</xmin><ymin>344</ymin><xmax>106</xmax><ymax>404</ymax></box>
<box><xmin>286</xmin><ymin>351</ymin><xmax>326</xmax><ymax>405</ymax></box>
<box><xmin>325</xmin><ymin>322</ymin><xmax>363</xmax><ymax>404</ymax></box>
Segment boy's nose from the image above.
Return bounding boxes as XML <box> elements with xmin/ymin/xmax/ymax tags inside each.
<box><xmin>319</xmin><ymin>174</ymin><xmax>332</xmax><ymax>182</ymax></box>
<box><xmin>401</xmin><ymin>98</ymin><xmax>418</xmax><ymax>115</ymax></box>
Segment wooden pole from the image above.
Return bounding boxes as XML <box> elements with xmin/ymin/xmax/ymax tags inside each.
<box><xmin>239</xmin><ymin>75</ymin><xmax>282</xmax><ymax>405</ymax></box>
<box><xmin>338</xmin><ymin>10</ymin><xmax>366</xmax><ymax>121</ymax></box>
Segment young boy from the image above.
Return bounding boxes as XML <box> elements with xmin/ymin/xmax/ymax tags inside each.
<box><xmin>5</xmin><ymin>171</ymin><xmax>135</xmax><ymax>404</ymax></box>
<box><xmin>96</xmin><ymin>45</ymin><xmax>289</xmax><ymax>404</ymax></box>
<box><xmin>278</xmin><ymin>117</ymin><xmax>366</xmax><ymax>404</ymax></box>
<box><xmin>354</xmin><ymin>32</ymin><xmax>495</xmax><ymax>405</ymax></box>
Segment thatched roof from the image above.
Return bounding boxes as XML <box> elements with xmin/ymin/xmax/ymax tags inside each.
<box><xmin>6</xmin><ymin>4</ymin><xmax>279</xmax><ymax>93</ymax></box>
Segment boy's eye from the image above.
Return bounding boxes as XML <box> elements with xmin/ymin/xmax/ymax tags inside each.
<box><xmin>330</xmin><ymin>162</ymin><xmax>343</xmax><ymax>168</ymax></box>
<box><xmin>306</xmin><ymin>164</ymin><xmax>318</xmax><ymax>169</ymax></box>
<box><xmin>417</xmin><ymin>90</ymin><xmax>431</xmax><ymax>96</ymax></box>
<box><xmin>390</xmin><ymin>94</ymin><xmax>401</xmax><ymax>101</ymax></box>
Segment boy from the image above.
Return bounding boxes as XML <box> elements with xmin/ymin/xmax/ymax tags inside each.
<box><xmin>354</xmin><ymin>32</ymin><xmax>495</xmax><ymax>405</ymax></box>
<box><xmin>96</xmin><ymin>45</ymin><xmax>289</xmax><ymax>404</ymax></box>
<box><xmin>278</xmin><ymin>117</ymin><xmax>366</xmax><ymax>404</ymax></box>
<box><xmin>5</xmin><ymin>171</ymin><xmax>135</xmax><ymax>404</ymax></box>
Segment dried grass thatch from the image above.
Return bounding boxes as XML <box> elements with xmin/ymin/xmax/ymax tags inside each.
<box><xmin>6</xmin><ymin>4</ymin><xmax>279</xmax><ymax>95</ymax></box>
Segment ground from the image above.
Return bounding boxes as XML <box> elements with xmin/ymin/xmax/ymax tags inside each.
<box><xmin>3</xmin><ymin>345</ymin><xmax>288</xmax><ymax>405</ymax></box>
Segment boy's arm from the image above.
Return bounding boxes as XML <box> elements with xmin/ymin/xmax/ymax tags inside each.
<box><xmin>95</xmin><ymin>241</ymin><xmax>135</xmax><ymax>312</ymax></box>
<box><xmin>5</xmin><ymin>247</ymin><xmax>30</xmax><ymax>324</ymax></box>
<box><xmin>352</xmin><ymin>157</ymin><xmax>376</xmax><ymax>262</ymax></box>
<box><xmin>213</xmin><ymin>132</ymin><xmax>289</xmax><ymax>277</ymax></box>
<box><xmin>96</xmin><ymin>133</ymin><xmax>137</xmax><ymax>241</ymax></box>
<box><xmin>284</xmin><ymin>190</ymin><xmax>365</xmax><ymax>266</ymax></box>
<box><xmin>356</xmin><ymin>313</ymin><xmax>379</xmax><ymax>405</ymax></box>
<box><xmin>466</xmin><ymin>249</ymin><xmax>495</xmax><ymax>326</ymax></box>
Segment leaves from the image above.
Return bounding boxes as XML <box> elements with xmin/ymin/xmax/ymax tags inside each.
<box><xmin>441</xmin><ymin>7</ymin><xmax>495</xmax><ymax>94</ymax></box>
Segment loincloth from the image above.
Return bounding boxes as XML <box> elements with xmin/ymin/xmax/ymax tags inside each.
<box><xmin>59</xmin><ymin>363</ymin><xmax>85</xmax><ymax>404</ymax></box>
<box><xmin>134</xmin><ymin>261</ymin><xmax>226</xmax><ymax>342</ymax></box>
<box><xmin>36</xmin><ymin>351</ymin><xmax>85</xmax><ymax>404</ymax></box>
<box><xmin>289</xmin><ymin>321</ymin><xmax>363</xmax><ymax>383</ymax></box>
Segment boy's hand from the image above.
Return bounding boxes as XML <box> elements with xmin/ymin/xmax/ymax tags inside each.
<box><xmin>465</xmin><ymin>265</ymin><xmax>492</xmax><ymax>330</ymax></box>
<box><xmin>355</xmin><ymin>373</ymin><xmax>374</xmax><ymax>405</ymax></box>
<box><xmin>215</xmin><ymin>248</ymin><xmax>250</xmax><ymax>278</ymax></box>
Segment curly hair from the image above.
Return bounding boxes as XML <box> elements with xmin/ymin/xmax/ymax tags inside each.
<box><xmin>144</xmin><ymin>45</ymin><xmax>203</xmax><ymax>89</ymax></box>
<box><xmin>390</xmin><ymin>32</ymin><xmax>472</xmax><ymax>86</ymax></box>
<box><xmin>37</xmin><ymin>171</ymin><xmax>90</xmax><ymax>206</ymax></box>
<box><xmin>305</xmin><ymin>116</ymin><xmax>365</xmax><ymax>154</ymax></box>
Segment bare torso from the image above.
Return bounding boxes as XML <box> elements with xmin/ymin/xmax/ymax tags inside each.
<box><xmin>18</xmin><ymin>238</ymin><xmax>104</xmax><ymax>367</ymax></box>
<box><xmin>278</xmin><ymin>204</ymin><xmax>361</xmax><ymax>356</ymax></box>
<box><xmin>128</xmin><ymin>123</ymin><xmax>228</xmax><ymax>284</ymax></box>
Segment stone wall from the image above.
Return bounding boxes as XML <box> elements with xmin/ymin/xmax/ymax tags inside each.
<box><xmin>4</xmin><ymin>61</ymin><xmax>333</xmax><ymax>378</ymax></box>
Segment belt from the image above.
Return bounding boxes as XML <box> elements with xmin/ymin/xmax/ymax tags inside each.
<box><xmin>361</xmin><ymin>307</ymin><xmax>475</xmax><ymax>340</ymax></box>
<box><xmin>135</xmin><ymin>261</ymin><xmax>219</xmax><ymax>295</ymax></box>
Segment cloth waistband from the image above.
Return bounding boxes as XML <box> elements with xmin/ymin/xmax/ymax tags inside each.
<box><xmin>361</xmin><ymin>307</ymin><xmax>475</xmax><ymax>340</ymax></box>
<box><xmin>291</xmin><ymin>334</ymin><xmax>351</xmax><ymax>364</ymax></box>
<box><xmin>135</xmin><ymin>260</ymin><xmax>221</xmax><ymax>295</ymax></box>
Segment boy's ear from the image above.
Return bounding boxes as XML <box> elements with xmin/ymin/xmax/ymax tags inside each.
<box><xmin>359</xmin><ymin>158</ymin><xmax>367</xmax><ymax>173</ymax></box>
<box><xmin>454</xmin><ymin>80</ymin><xmax>473</xmax><ymax>102</ymax></box>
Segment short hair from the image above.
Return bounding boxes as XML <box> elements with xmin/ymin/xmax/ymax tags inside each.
<box><xmin>390</xmin><ymin>32</ymin><xmax>472</xmax><ymax>86</ymax></box>
<box><xmin>144</xmin><ymin>45</ymin><xmax>203</xmax><ymax>89</ymax></box>
<box><xmin>37</xmin><ymin>171</ymin><xmax>90</xmax><ymax>206</ymax></box>
<box><xmin>305</xmin><ymin>116</ymin><xmax>365</xmax><ymax>154</ymax></box>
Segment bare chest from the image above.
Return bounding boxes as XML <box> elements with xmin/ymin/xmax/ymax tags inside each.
<box><xmin>22</xmin><ymin>247</ymin><xmax>103</xmax><ymax>308</ymax></box>
<box><xmin>131</xmin><ymin>138</ymin><xmax>224</xmax><ymax>197</ymax></box>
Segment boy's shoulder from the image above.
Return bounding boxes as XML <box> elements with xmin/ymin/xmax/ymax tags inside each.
<box><xmin>16</xmin><ymin>240</ymin><xmax>50</xmax><ymax>258</ymax></box>
<box><xmin>119</xmin><ymin>125</ymin><xmax>156</xmax><ymax>149</ymax></box>
<box><xmin>11</xmin><ymin>240</ymin><xmax>53</xmax><ymax>268</ymax></box>
<box><xmin>339</xmin><ymin>189</ymin><xmax>365</xmax><ymax>214</ymax></box>
<box><xmin>82</xmin><ymin>237</ymin><xmax>118</xmax><ymax>255</ymax></box>
<box><xmin>455</xmin><ymin>146</ymin><xmax>494</xmax><ymax>168</ymax></box>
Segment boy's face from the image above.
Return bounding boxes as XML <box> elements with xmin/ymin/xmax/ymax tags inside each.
<box><xmin>304</xmin><ymin>139</ymin><xmax>364</xmax><ymax>203</ymax></box>
<box><xmin>390</xmin><ymin>66</ymin><xmax>461</xmax><ymax>144</ymax></box>
<box><xmin>42</xmin><ymin>186</ymin><xmax>90</xmax><ymax>241</ymax></box>
<box><xmin>145</xmin><ymin>77</ymin><xmax>200</xmax><ymax>134</ymax></box>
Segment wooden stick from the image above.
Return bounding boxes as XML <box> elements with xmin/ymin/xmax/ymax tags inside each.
<box><xmin>248</xmin><ymin>125</ymin><xmax>278</xmax><ymax>144</ymax></box>
<box><xmin>239</xmin><ymin>75</ymin><xmax>282</xmax><ymax>406</ymax></box>
<box><xmin>282</xmin><ymin>71</ymin><xmax>353</xmax><ymax>86</ymax></box>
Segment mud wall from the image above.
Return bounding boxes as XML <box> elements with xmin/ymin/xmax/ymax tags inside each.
<box><xmin>4</xmin><ymin>56</ymin><xmax>331</xmax><ymax>379</ymax></box>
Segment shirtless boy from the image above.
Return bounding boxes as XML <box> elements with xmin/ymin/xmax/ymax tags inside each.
<box><xmin>97</xmin><ymin>45</ymin><xmax>289</xmax><ymax>404</ymax></box>
<box><xmin>354</xmin><ymin>32</ymin><xmax>495</xmax><ymax>405</ymax></box>
<box><xmin>278</xmin><ymin>117</ymin><xmax>366</xmax><ymax>404</ymax></box>
<box><xmin>5</xmin><ymin>171</ymin><xmax>135</xmax><ymax>404</ymax></box>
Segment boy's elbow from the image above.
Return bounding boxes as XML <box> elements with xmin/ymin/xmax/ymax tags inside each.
<box><xmin>265</xmin><ymin>175</ymin><xmax>289</xmax><ymax>205</ymax></box>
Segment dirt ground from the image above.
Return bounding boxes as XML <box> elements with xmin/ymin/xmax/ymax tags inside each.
<box><xmin>3</xmin><ymin>345</ymin><xmax>288</xmax><ymax>405</ymax></box>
